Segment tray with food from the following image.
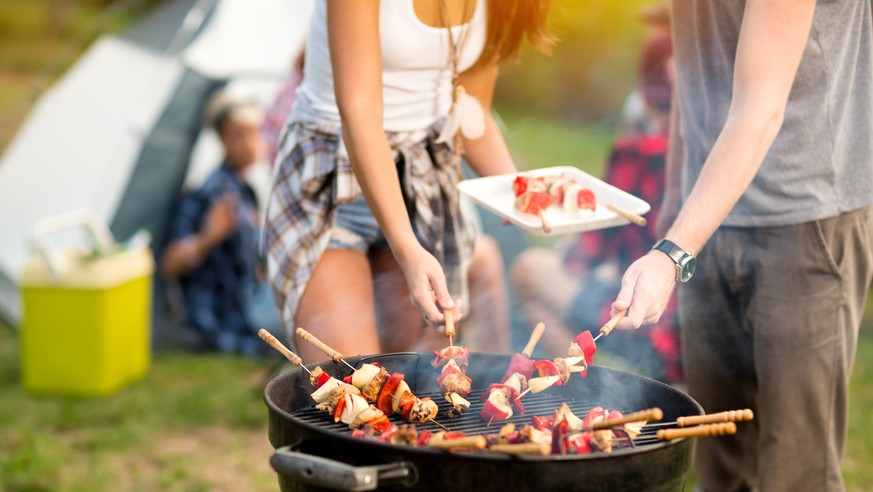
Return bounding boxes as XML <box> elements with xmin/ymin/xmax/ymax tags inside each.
<box><xmin>458</xmin><ymin>166</ymin><xmax>651</xmax><ymax>236</ymax></box>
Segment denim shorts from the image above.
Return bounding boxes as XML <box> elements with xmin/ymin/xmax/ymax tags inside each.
<box><xmin>327</xmin><ymin>195</ymin><xmax>391</xmax><ymax>253</ymax></box>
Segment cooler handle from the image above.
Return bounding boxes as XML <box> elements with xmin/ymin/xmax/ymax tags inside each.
<box><xmin>29</xmin><ymin>208</ymin><xmax>117</xmax><ymax>279</ymax></box>
<box><xmin>270</xmin><ymin>445</ymin><xmax>418</xmax><ymax>491</ymax></box>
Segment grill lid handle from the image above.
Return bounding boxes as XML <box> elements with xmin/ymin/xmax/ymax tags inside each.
<box><xmin>270</xmin><ymin>445</ymin><xmax>418</xmax><ymax>491</ymax></box>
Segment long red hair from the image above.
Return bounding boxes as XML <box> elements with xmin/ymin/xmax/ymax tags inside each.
<box><xmin>477</xmin><ymin>0</ymin><xmax>555</xmax><ymax>66</ymax></box>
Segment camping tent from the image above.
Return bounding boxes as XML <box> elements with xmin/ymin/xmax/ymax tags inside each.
<box><xmin>0</xmin><ymin>0</ymin><xmax>313</xmax><ymax>327</ymax></box>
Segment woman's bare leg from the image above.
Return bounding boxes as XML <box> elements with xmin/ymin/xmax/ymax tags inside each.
<box><xmin>370</xmin><ymin>249</ymin><xmax>448</xmax><ymax>353</ymax></box>
<box><xmin>295</xmin><ymin>249</ymin><xmax>381</xmax><ymax>363</ymax></box>
<box><xmin>510</xmin><ymin>247</ymin><xmax>581</xmax><ymax>357</ymax></box>
<box><xmin>462</xmin><ymin>235</ymin><xmax>511</xmax><ymax>353</ymax></box>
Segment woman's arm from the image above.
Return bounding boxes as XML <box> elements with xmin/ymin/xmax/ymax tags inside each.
<box><xmin>458</xmin><ymin>62</ymin><xmax>517</xmax><ymax>176</ymax></box>
<box><xmin>614</xmin><ymin>0</ymin><xmax>817</xmax><ymax>328</ymax></box>
<box><xmin>327</xmin><ymin>0</ymin><xmax>457</xmax><ymax>323</ymax></box>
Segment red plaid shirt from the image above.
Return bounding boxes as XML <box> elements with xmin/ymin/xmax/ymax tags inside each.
<box><xmin>564</xmin><ymin>133</ymin><xmax>682</xmax><ymax>382</ymax></box>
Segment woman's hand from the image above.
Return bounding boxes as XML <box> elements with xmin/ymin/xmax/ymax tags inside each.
<box><xmin>611</xmin><ymin>251</ymin><xmax>677</xmax><ymax>329</ymax></box>
<box><xmin>395</xmin><ymin>243</ymin><xmax>462</xmax><ymax>327</ymax></box>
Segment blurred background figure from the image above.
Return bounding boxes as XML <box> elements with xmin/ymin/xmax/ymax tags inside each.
<box><xmin>160</xmin><ymin>90</ymin><xmax>282</xmax><ymax>357</ymax></box>
<box><xmin>511</xmin><ymin>3</ymin><xmax>681</xmax><ymax>384</ymax></box>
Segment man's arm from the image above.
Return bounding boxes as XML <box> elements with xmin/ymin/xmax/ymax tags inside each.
<box><xmin>615</xmin><ymin>0</ymin><xmax>817</xmax><ymax>328</ymax></box>
<box><xmin>160</xmin><ymin>195</ymin><xmax>239</xmax><ymax>279</ymax></box>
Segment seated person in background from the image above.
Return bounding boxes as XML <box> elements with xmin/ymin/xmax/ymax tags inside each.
<box><xmin>160</xmin><ymin>91</ymin><xmax>282</xmax><ymax>357</ymax></box>
<box><xmin>511</xmin><ymin>25</ymin><xmax>681</xmax><ymax>384</ymax></box>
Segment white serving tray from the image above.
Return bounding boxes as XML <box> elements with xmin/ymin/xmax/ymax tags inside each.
<box><xmin>458</xmin><ymin>166</ymin><xmax>651</xmax><ymax>237</ymax></box>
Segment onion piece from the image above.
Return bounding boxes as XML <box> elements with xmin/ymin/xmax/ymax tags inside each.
<box><xmin>528</xmin><ymin>375</ymin><xmax>561</xmax><ymax>394</ymax></box>
<box><xmin>310</xmin><ymin>377</ymin><xmax>340</xmax><ymax>403</ymax></box>
<box><xmin>447</xmin><ymin>392</ymin><xmax>471</xmax><ymax>410</ymax></box>
<box><xmin>340</xmin><ymin>394</ymin><xmax>370</xmax><ymax>425</ymax></box>
<box><xmin>393</xmin><ymin>380</ymin><xmax>411</xmax><ymax>413</ymax></box>
<box><xmin>351</xmin><ymin>364</ymin><xmax>381</xmax><ymax>389</ymax></box>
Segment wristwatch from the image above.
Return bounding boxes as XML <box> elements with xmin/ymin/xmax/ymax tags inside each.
<box><xmin>652</xmin><ymin>239</ymin><xmax>697</xmax><ymax>283</ymax></box>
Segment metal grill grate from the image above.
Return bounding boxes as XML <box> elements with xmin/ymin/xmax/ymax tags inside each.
<box><xmin>291</xmin><ymin>386</ymin><xmax>669</xmax><ymax>450</ymax></box>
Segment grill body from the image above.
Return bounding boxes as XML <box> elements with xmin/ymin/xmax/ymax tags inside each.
<box><xmin>265</xmin><ymin>352</ymin><xmax>702</xmax><ymax>492</ymax></box>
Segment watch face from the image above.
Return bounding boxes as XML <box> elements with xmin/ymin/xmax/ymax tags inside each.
<box><xmin>679</xmin><ymin>256</ymin><xmax>697</xmax><ymax>283</ymax></box>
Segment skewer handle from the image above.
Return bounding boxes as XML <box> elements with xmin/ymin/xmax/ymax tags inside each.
<box><xmin>539</xmin><ymin>210</ymin><xmax>552</xmax><ymax>234</ymax></box>
<box><xmin>258</xmin><ymin>329</ymin><xmax>304</xmax><ymax>366</ymax></box>
<box><xmin>295</xmin><ymin>327</ymin><xmax>344</xmax><ymax>363</ymax></box>
<box><xmin>427</xmin><ymin>435</ymin><xmax>488</xmax><ymax>450</ymax></box>
<box><xmin>591</xmin><ymin>407</ymin><xmax>664</xmax><ymax>430</ymax></box>
<box><xmin>444</xmin><ymin>309</ymin><xmax>456</xmax><ymax>340</ymax></box>
<box><xmin>657</xmin><ymin>422</ymin><xmax>737</xmax><ymax>441</ymax></box>
<box><xmin>521</xmin><ymin>322</ymin><xmax>546</xmax><ymax>358</ymax></box>
<box><xmin>489</xmin><ymin>443</ymin><xmax>551</xmax><ymax>455</ymax></box>
<box><xmin>606</xmin><ymin>203</ymin><xmax>647</xmax><ymax>227</ymax></box>
<box><xmin>599</xmin><ymin>308</ymin><xmax>628</xmax><ymax>337</ymax></box>
<box><xmin>677</xmin><ymin>409</ymin><xmax>754</xmax><ymax>427</ymax></box>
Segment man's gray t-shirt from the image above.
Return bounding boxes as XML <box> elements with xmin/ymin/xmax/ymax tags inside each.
<box><xmin>673</xmin><ymin>0</ymin><xmax>873</xmax><ymax>227</ymax></box>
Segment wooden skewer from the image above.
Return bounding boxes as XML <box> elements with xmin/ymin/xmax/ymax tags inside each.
<box><xmin>428</xmin><ymin>418</ymin><xmax>452</xmax><ymax>432</ymax></box>
<box><xmin>444</xmin><ymin>309</ymin><xmax>456</xmax><ymax>347</ymax></box>
<box><xmin>427</xmin><ymin>435</ymin><xmax>488</xmax><ymax>450</ymax></box>
<box><xmin>590</xmin><ymin>407</ymin><xmax>663</xmax><ymax>430</ymax></box>
<box><xmin>657</xmin><ymin>422</ymin><xmax>737</xmax><ymax>441</ymax></box>
<box><xmin>489</xmin><ymin>443</ymin><xmax>551</xmax><ymax>456</ymax></box>
<box><xmin>606</xmin><ymin>203</ymin><xmax>647</xmax><ymax>227</ymax></box>
<box><xmin>593</xmin><ymin>308</ymin><xmax>628</xmax><ymax>341</ymax></box>
<box><xmin>677</xmin><ymin>409</ymin><xmax>754</xmax><ymax>427</ymax></box>
<box><xmin>521</xmin><ymin>322</ymin><xmax>546</xmax><ymax>358</ymax></box>
<box><xmin>539</xmin><ymin>210</ymin><xmax>552</xmax><ymax>234</ymax></box>
<box><xmin>295</xmin><ymin>327</ymin><xmax>356</xmax><ymax>371</ymax></box>
<box><xmin>258</xmin><ymin>329</ymin><xmax>311</xmax><ymax>374</ymax></box>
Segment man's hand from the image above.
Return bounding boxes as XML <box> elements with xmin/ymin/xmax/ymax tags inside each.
<box><xmin>612</xmin><ymin>250</ymin><xmax>677</xmax><ymax>329</ymax></box>
<box><xmin>200</xmin><ymin>194</ymin><xmax>240</xmax><ymax>248</ymax></box>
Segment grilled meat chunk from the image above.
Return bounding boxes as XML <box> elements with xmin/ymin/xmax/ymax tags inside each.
<box><xmin>361</xmin><ymin>367</ymin><xmax>389</xmax><ymax>402</ymax></box>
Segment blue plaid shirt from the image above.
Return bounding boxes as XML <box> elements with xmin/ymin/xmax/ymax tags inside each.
<box><xmin>170</xmin><ymin>163</ymin><xmax>262</xmax><ymax>352</ymax></box>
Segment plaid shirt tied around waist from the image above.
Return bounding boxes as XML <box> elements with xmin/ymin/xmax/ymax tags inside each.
<box><xmin>264</xmin><ymin>120</ymin><xmax>475</xmax><ymax>327</ymax></box>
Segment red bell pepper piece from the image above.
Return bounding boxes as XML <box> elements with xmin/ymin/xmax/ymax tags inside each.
<box><xmin>342</xmin><ymin>375</ymin><xmax>353</xmax><ymax>384</ymax></box>
<box><xmin>377</xmin><ymin>425</ymin><xmax>400</xmax><ymax>442</ymax></box>
<box><xmin>577</xmin><ymin>188</ymin><xmax>596</xmax><ymax>211</ymax></box>
<box><xmin>583</xmin><ymin>406</ymin><xmax>608</xmax><ymax>429</ymax></box>
<box><xmin>573</xmin><ymin>330</ymin><xmax>598</xmax><ymax>366</ymax></box>
<box><xmin>416</xmin><ymin>430</ymin><xmax>433</xmax><ymax>447</ymax></box>
<box><xmin>552</xmin><ymin>419</ymin><xmax>570</xmax><ymax>454</ymax></box>
<box><xmin>400</xmin><ymin>400</ymin><xmax>416</xmax><ymax>421</ymax></box>
<box><xmin>431</xmin><ymin>346</ymin><xmax>470</xmax><ymax>370</ymax></box>
<box><xmin>481</xmin><ymin>400</ymin><xmax>512</xmax><ymax>422</ymax></box>
<box><xmin>534</xmin><ymin>359</ymin><xmax>565</xmax><ymax>386</ymax></box>
<box><xmin>565</xmin><ymin>431</ymin><xmax>593</xmax><ymax>454</ymax></box>
<box><xmin>501</xmin><ymin>353</ymin><xmax>536</xmax><ymax>382</ymax></box>
<box><xmin>316</xmin><ymin>372</ymin><xmax>331</xmax><ymax>388</ymax></box>
<box><xmin>436</xmin><ymin>364</ymin><xmax>471</xmax><ymax>386</ymax></box>
<box><xmin>367</xmin><ymin>415</ymin><xmax>392</xmax><ymax>433</ymax></box>
<box><xmin>377</xmin><ymin>372</ymin><xmax>405</xmax><ymax>414</ymax></box>
<box><xmin>531</xmin><ymin>415</ymin><xmax>554</xmax><ymax>431</ymax></box>
<box><xmin>513</xmin><ymin>175</ymin><xmax>529</xmax><ymax>197</ymax></box>
<box><xmin>516</xmin><ymin>190</ymin><xmax>555</xmax><ymax>216</ymax></box>
<box><xmin>333</xmin><ymin>396</ymin><xmax>347</xmax><ymax>423</ymax></box>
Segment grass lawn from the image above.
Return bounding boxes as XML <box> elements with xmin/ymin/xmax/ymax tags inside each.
<box><xmin>2</xmin><ymin>316</ymin><xmax>873</xmax><ymax>491</ymax></box>
<box><xmin>0</xmin><ymin>106</ymin><xmax>872</xmax><ymax>491</ymax></box>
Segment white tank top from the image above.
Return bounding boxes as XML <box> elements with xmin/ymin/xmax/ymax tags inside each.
<box><xmin>293</xmin><ymin>0</ymin><xmax>487</xmax><ymax>132</ymax></box>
